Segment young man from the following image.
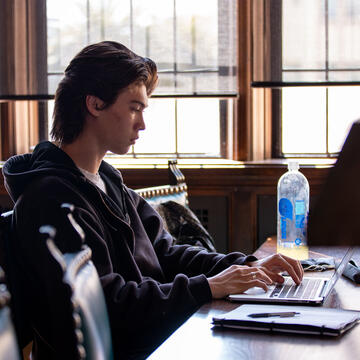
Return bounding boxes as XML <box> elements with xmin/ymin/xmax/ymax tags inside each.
<box><xmin>3</xmin><ymin>41</ymin><xmax>303</xmax><ymax>359</ymax></box>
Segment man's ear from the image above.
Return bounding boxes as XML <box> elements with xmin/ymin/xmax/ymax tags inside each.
<box><xmin>86</xmin><ymin>95</ymin><xmax>104</xmax><ymax>117</ymax></box>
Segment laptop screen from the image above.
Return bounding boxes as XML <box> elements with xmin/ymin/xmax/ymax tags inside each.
<box><xmin>322</xmin><ymin>247</ymin><xmax>354</xmax><ymax>300</ymax></box>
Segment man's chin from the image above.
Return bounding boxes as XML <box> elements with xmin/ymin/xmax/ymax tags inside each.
<box><xmin>108</xmin><ymin>145</ymin><xmax>131</xmax><ymax>156</ymax></box>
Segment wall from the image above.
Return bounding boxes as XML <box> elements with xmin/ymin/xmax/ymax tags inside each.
<box><xmin>0</xmin><ymin>163</ymin><xmax>331</xmax><ymax>254</ymax></box>
<box><xmin>120</xmin><ymin>163</ymin><xmax>331</xmax><ymax>254</ymax></box>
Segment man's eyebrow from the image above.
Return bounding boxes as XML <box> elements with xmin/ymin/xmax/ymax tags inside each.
<box><xmin>130</xmin><ymin>100</ymin><xmax>147</xmax><ymax>108</ymax></box>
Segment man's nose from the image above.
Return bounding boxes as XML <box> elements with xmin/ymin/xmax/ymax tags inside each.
<box><xmin>138</xmin><ymin>113</ymin><xmax>146</xmax><ymax>131</ymax></box>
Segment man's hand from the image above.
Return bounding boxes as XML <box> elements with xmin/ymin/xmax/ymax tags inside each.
<box><xmin>207</xmin><ymin>265</ymin><xmax>274</xmax><ymax>299</ymax></box>
<box><xmin>248</xmin><ymin>253</ymin><xmax>304</xmax><ymax>285</ymax></box>
<box><xmin>207</xmin><ymin>254</ymin><xmax>304</xmax><ymax>299</ymax></box>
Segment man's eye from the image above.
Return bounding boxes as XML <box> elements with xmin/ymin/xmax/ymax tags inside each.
<box><xmin>131</xmin><ymin>107</ymin><xmax>142</xmax><ymax>112</ymax></box>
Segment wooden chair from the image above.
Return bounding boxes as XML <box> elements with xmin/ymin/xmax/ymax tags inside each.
<box><xmin>0</xmin><ymin>211</ymin><xmax>33</xmax><ymax>359</ymax></box>
<box><xmin>38</xmin><ymin>203</ymin><xmax>114</xmax><ymax>360</ymax></box>
<box><xmin>0</xmin><ymin>204</ymin><xmax>114</xmax><ymax>359</ymax></box>
<box><xmin>0</xmin><ymin>267</ymin><xmax>22</xmax><ymax>360</ymax></box>
<box><xmin>135</xmin><ymin>160</ymin><xmax>188</xmax><ymax>208</ymax></box>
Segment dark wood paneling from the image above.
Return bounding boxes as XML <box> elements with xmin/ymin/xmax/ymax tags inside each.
<box><xmin>121</xmin><ymin>165</ymin><xmax>331</xmax><ymax>253</ymax></box>
<box><xmin>0</xmin><ymin>164</ymin><xmax>331</xmax><ymax>253</ymax></box>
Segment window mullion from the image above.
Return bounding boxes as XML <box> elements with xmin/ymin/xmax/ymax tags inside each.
<box><xmin>175</xmin><ymin>99</ymin><xmax>179</xmax><ymax>157</ymax></box>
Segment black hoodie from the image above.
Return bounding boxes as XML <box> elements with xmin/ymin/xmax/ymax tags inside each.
<box><xmin>2</xmin><ymin>141</ymin><xmax>254</xmax><ymax>359</ymax></box>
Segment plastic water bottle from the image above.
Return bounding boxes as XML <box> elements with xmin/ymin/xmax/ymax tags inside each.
<box><xmin>277</xmin><ymin>161</ymin><xmax>309</xmax><ymax>259</ymax></box>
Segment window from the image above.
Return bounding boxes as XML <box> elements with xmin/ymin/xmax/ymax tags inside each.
<box><xmin>252</xmin><ymin>0</ymin><xmax>360</xmax><ymax>157</ymax></box>
<box><xmin>281</xmin><ymin>86</ymin><xmax>360</xmax><ymax>155</ymax></box>
<box><xmin>46</xmin><ymin>0</ymin><xmax>238</xmax><ymax>158</ymax></box>
<box><xmin>4</xmin><ymin>0</ymin><xmax>358</xmax><ymax>162</ymax></box>
<box><xmin>281</xmin><ymin>0</ymin><xmax>360</xmax><ymax>156</ymax></box>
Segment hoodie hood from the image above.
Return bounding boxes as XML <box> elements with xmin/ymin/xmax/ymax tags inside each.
<box><xmin>2</xmin><ymin>141</ymin><xmax>124</xmax><ymax>203</ymax></box>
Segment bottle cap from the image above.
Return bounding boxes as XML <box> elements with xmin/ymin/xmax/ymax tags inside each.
<box><xmin>288</xmin><ymin>161</ymin><xmax>299</xmax><ymax>171</ymax></box>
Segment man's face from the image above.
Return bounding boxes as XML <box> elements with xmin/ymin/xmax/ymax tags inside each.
<box><xmin>95</xmin><ymin>82</ymin><xmax>148</xmax><ymax>155</ymax></box>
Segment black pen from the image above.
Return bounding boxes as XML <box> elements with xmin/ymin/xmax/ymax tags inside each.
<box><xmin>247</xmin><ymin>311</ymin><xmax>300</xmax><ymax>318</ymax></box>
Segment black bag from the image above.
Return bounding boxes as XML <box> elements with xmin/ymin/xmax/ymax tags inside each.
<box><xmin>154</xmin><ymin>200</ymin><xmax>216</xmax><ymax>252</ymax></box>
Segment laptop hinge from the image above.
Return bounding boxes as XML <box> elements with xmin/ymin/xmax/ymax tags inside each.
<box><xmin>319</xmin><ymin>280</ymin><xmax>328</xmax><ymax>298</ymax></box>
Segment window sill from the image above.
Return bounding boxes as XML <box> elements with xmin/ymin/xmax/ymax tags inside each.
<box><xmin>104</xmin><ymin>156</ymin><xmax>336</xmax><ymax>169</ymax></box>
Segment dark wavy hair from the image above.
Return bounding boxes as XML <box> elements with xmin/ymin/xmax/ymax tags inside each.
<box><xmin>51</xmin><ymin>41</ymin><xmax>158</xmax><ymax>144</ymax></box>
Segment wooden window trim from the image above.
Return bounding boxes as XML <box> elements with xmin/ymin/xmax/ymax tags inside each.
<box><xmin>235</xmin><ymin>0</ymin><xmax>251</xmax><ymax>161</ymax></box>
<box><xmin>0</xmin><ymin>0</ymin><xmax>47</xmax><ymax>160</ymax></box>
<box><xmin>236</xmin><ymin>0</ymin><xmax>274</xmax><ymax>162</ymax></box>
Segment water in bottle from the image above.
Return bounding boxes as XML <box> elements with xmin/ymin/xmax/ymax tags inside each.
<box><xmin>277</xmin><ymin>161</ymin><xmax>309</xmax><ymax>260</ymax></box>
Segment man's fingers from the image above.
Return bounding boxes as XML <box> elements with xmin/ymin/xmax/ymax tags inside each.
<box><xmin>258</xmin><ymin>266</ymin><xmax>285</xmax><ymax>284</ymax></box>
<box><xmin>279</xmin><ymin>255</ymin><xmax>304</xmax><ymax>283</ymax></box>
<box><xmin>247</xmin><ymin>269</ymin><xmax>273</xmax><ymax>285</ymax></box>
<box><xmin>277</xmin><ymin>258</ymin><xmax>301</xmax><ymax>285</ymax></box>
<box><xmin>260</xmin><ymin>254</ymin><xmax>303</xmax><ymax>285</ymax></box>
<box><xmin>207</xmin><ymin>265</ymin><xmax>275</xmax><ymax>298</ymax></box>
<box><xmin>249</xmin><ymin>279</ymin><xmax>268</xmax><ymax>292</ymax></box>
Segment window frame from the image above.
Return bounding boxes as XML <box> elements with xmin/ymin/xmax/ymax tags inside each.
<box><xmin>119</xmin><ymin>96</ymin><xmax>233</xmax><ymax>159</ymax></box>
<box><xmin>45</xmin><ymin>0</ymin><xmax>239</xmax><ymax>160</ymax></box>
<box><xmin>254</xmin><ymin>0</ymin><xmax>360</xmax><ymax>159</ymax></box>
<box><xmin>0</xmin><ymin>0</ymin><xmax>269</xmax><ymax>163</ymax></box>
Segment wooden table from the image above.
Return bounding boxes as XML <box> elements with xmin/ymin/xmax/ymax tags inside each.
<box><xmin>147</xmin><ymin>239</ymin><xmax>360</xmax><ymax>360</ymax></box>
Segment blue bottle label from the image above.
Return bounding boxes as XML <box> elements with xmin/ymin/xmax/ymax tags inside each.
<box><xmin>295</xmin><ymin>200</ymin><xmax>305</xmax><ymax>215</ymax></box>
<box><xmin>295</xmin><ymin>214</ymin><xmax>305</xmax><ymax>229</ymax></box>
<box><xmin>279</xmin><ymin>198</ymin><xmax>293</xmax><ymax>220</ymax></box>
<box><xmin>281</xmin><ymin>216</ymin><xmax>287</xmax><ymax>239</ymax></box>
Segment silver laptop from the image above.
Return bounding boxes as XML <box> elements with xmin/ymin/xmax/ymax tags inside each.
<box><xmin>228</xmin><ymin>246</ymin><xmax>354</xmax><ymax>305</ymax></box>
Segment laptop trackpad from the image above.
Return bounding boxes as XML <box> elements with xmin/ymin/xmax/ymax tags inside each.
<box><xmin>243</xmin><ymin>286</ymin><xmax>272</xmax><ymax>295</ymax></box>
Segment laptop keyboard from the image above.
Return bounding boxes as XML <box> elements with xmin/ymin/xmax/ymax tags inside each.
<box><xmin>270</xmin><ymin>277</ymin><xmax>322</xmax><ymax>299</ymax></box>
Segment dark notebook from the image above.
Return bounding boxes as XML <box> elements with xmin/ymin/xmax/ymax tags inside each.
<box><xmin>212</xmin><ymin>304</ymin><xmax>360</xmax><ymax>336</ymax></box>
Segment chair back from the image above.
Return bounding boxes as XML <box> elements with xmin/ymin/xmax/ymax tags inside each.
<box><xmin>40</xmin><ymin>203</ymin><xmax>114</xmax><ymax>360</ymax></box>
<box><xmin>0</xmin><ymin>210</ymin><xmax>33</xmax><ymax>350</ymax></box>
<box><xmin>0</xmin><ymin>267</ymin><xmax>21</xmax><ymax>360</ymax></box>
<box><xmin>135</xmin><ymin>160</ymin><xmax>188</xmax><ymax>208</ymax></box>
